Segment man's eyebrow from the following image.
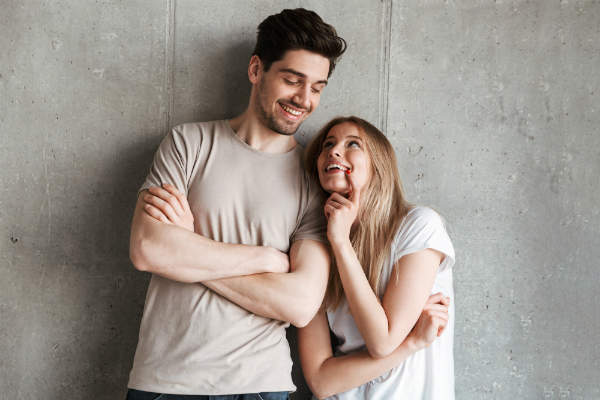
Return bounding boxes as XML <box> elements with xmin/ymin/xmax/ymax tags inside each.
<box><xmin>279</xmin><ymin>68</ymin><xmax>328</xmax><ymax>85</ymax></box>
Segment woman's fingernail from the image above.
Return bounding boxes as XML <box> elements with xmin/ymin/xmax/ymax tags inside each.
<box><xmin>145</xmin><ymin>204</ymin><xmax>150</xmax><ymax>209</ymax></box>
<box><xmin>346</xmin><ymin>170</ymin><xmax>351</xmax><ymax>175</ymax></box>
<box><xmin>163</xmin><ymin>183</ymin><xmax>169</xmax><ymax>187</ymax></box>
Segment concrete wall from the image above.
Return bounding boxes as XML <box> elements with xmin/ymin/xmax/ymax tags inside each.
<box><xmin>1</xmin><ymin>1</ymin><xmax>598</xmax><ymax>399</ymax></box>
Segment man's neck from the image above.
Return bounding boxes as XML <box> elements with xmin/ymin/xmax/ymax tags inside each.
<box><xmin>228</xmin><ymin>110</ymin><xmax>297</xmax><ymax>154</ymax></box>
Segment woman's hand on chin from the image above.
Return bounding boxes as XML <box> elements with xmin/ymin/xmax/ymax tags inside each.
<box><xmin>324</xmin><ymin>171</ymin><xmax>362</xmax><ymax>247</ymax></box>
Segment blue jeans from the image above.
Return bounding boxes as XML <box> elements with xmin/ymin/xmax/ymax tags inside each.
<box><xmin>126</xmin><ymin>389</ymin><xmax>289</xmax><ymax>400</ymax></box>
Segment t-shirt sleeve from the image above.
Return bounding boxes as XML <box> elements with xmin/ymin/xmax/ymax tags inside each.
<box><xmin>138</xmin><ymin>126</ymin><xmax>198</xmax><ymax>197</ymax></box>
<box><xmin>290</xmin><ymin>183</ymin><xmax>329</xmax><ymax>245</ymax></box>
<box><xmin>393</xmin><ymin>207</ymin><xmax>455</xmax><ymax>274</ymax></box>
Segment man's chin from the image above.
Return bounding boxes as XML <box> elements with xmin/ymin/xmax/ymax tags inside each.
<box><xmin>269</xmin><ymin>120</ymin><xmax>302</xmax><ymax>136</ymax></box>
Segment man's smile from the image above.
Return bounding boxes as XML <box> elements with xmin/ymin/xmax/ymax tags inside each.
<box><xmin>278</xmin><ymin>101</ymin><xmax>307</xmax><ymax>120</ymax></box>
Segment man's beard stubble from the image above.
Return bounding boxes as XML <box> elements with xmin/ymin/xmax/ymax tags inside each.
<box><xmin>256</xmin><ymin>78</ymin><xmax>306</xmax><ymax>136</ymax></box>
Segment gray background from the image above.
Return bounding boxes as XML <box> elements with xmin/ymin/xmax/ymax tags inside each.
<box><xmin>1</xmin><ymin>1</ymin><xmax>598</xmax><ymax>399</ymax></box>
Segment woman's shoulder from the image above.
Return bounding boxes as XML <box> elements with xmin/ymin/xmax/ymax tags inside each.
<box><xmin>393</xmin><ymin>206</ymin><xmax>453</xmax><ymax>256</ymax></box>
<box><xmin>399</xmin><ymin>206</ymin><xmax>444</xmax><ymax>234</ymax></box>
<box><xmin>390</xmin><ymin>206</ymin><xmax>455</xmax><ymax>270</ymax></box>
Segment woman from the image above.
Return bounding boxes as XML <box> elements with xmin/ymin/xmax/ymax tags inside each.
<box><xmin>299</xmin><ymin>116</ymin><xmax>455</xmax><ymax>400</ymax></box>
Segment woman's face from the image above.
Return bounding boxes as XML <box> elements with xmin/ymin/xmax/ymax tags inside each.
<box><xmin>316</xmin><ymin>122</ymin><xmax>371</xmax><ymax>196</ymax></box>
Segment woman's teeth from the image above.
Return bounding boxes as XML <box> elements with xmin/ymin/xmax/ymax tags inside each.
<box><xmin>326</xmin><ymin>164</ymin><xmax>349</xmax><ymax>172</ymax></box>
<box><xmin>281</xmin><ymin>104</ymin><xmax>302</xmax><ymax>116</ymax></box>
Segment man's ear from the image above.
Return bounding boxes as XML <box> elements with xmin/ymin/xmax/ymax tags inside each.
<box><xmin>248</xmin><ymin>55</ymin><xmax>262</xmax><ymax>84</ymax></box>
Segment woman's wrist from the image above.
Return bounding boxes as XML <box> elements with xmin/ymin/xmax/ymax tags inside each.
<box><xmin>330</xmin><ymin>236</ymin><xmax>353</xmax><ymax>254</ymax></box>
<box><xmin>402</xmin><ymin>335</ymin><xmax>425</xmax><ymax>355</ymax></box>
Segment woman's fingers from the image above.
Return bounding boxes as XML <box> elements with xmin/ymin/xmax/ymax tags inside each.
<box><xmin>325</xmin><ymin>200</ymin><xmax>343</xmax><ymax>211</ymax></box>
<box><xmin>328</xmin><ymin>192</ymin><xmax>352</xmax><ymax>207</ymax></box>
<box><xmin>426</xmin><ymin>292</ymin><xmax>450</xmax><ymax>306</ymax></box>
<box><xmin>324</xmin><ymin>204</ymin><xmax>337</xmax><ymax>217</ymax></box>
<box><xmin>144</xmin><ymin>203</ymin><xmax>173</xmax><ymax>225</ymax></box>
<box><xmin>427</xmin><ymin>310</ymin><xmax>449</xmax><ymax>322</ymax></box>
<box><xmin>436</xmin><ymin>317</ymin><xmax>448</xmax><ymax>337</ymax></box>
<box><xmin>345</xmin><ymin>170</ymin><xmax>361</xmax><ymax>204</ymax></box>
<box><xmin>423</xmin><ymin>303</ymin><xmax>449</xmax><ymax>314</ymax></box>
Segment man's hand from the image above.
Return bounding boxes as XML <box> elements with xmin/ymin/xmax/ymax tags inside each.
<box><xmin>140</xmin><ymin>184</ymin><xmax>290</xmax><ymax>274</ymax></box>
<box><xmin>130</xmin><ymin>189</ymin><xmax>290</xmax><ymax>281</ymax></box>
<box><xmin>204</xmin><ymin>239</ymin><xmax>330</xmax><ymax>327</ymax></box>
<box><xmin>144</xmin><ymin>183</ymin><xmax>195</xmax><ymax>233</ymax></box>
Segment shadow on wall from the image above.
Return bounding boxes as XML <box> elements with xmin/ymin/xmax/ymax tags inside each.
<box><xmin>174</xmin><ymin>38</ymin><xmax>254</xmax><ymax>125</ymax></box>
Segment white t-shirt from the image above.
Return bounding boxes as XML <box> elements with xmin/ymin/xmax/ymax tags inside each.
<box><xmin>322</xmin><ymin>207</ymin><xmax>456</xmax><ymax>400</ymax></box>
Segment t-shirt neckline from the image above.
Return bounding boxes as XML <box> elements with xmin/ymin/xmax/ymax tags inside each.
<box><xmin>222</xmin><ymin>120</ymin><xmax>302</xmax><ymax>158</ymax></box>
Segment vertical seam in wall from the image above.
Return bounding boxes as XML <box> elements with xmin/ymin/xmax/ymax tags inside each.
<box><xmin>164</xmin><ymin>0</ymin><xmax>175</xmax><ymax>134</ymax></box>
<box><xmin>378</xmin><ymin>0</ymin><xmax>393</xmax><ymax>135</ymax></box>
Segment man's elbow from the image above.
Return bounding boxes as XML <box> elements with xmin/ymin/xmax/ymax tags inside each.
<box><xmin>290</xmin><ymin>313</ymin><xmax>312</xmax><ymax>328</ymax></box>
<box><xmin>129</xmin><ymin>234</ymin><xmax>155</xmax><ymax>272</ymax></box>
<box><xmin>289</xmin><ymin>299</ymin><xmax>321</xmax><ymax>328</ymax></box>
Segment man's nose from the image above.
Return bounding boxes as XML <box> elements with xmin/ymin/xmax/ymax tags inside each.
<box><xmin>292</xmin><ymin>85</ymin><xmax>311</xmax><ymax>110</ymax></box>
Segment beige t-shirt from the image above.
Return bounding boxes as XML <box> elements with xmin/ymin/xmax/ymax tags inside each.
<box><xmin>128</xmin><ymin>120</ymin><xmax>328</xmax><ymax>395</ymax></box>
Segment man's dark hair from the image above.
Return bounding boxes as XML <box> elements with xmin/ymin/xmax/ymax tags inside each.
<box><xmin>253</xmin><ymin>8</ymin><xmax>347</xmax><ymax>78</ymax></box>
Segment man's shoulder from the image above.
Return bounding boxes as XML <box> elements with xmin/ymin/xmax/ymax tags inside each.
<box><xmin>171</xmin><ymin>120</ymin><xmax>227</xmax><ymax>137</ymax></box>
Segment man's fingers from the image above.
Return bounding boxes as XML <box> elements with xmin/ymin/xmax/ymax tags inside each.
<box><xmin>144</xmin><ymin>193</ymin><xmax>178</xmax><ymax>221</ymax></box>
<box><xmin>149</xmin><ymin>186</ymin><xmax>185</xmax><ymax>215</ymax></box>
<box><xmin>162</xmin><ymin>183</ymin><xmax>191</xmax><ymax>214</ymax></box>
<box><xmin>144</xmin><ymin>204</ymin><xmax>173</xmax><ymax>225</ymax></box>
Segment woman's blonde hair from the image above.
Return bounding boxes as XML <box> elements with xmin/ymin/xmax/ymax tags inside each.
<box><xmin>305</xmin><ymin>116</ymin><xmax>412</xmax><ymax>311</ymax></box>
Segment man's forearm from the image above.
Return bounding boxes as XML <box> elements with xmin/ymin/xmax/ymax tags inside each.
<box><xmin>130</xmin><ymin>192</ymin><xmax>285</xmax><ymax>282</ymax></box>
<box><xmin>204</xmin><ymin>239</ymin><xmax>330</xmax><ymax>327</ymax></box>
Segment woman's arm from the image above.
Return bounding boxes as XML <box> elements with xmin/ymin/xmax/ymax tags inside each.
<box><xmin>325</xmin><ymin>174</ymin><xmax>446</xmax><ymax>358</ymax></box>
<box><xmin>298</xmin><ymin>295</ymin><xmax>449</xmax><ymax>400</ymax></box>
<box><xmin>334</xmin><ymin>243</ymin><xmax>443</xmax><ymax>358</ymax></box>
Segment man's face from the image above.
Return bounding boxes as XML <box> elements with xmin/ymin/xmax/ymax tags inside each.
<box><xmin>254</xmin><ymin>50</ymin><xmax>330</xmax><ymax>136</ymax></box>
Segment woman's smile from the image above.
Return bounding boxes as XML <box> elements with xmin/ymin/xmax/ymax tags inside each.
<box><xmin>317</xmin><ymin>122</ymin><xmax>370</xmax><ymax>195</ymax></box>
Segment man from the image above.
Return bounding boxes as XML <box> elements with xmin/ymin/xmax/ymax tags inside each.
<box><xmin>126</xmin><ymin>8</ymin><xmax>346</xmax><ymax>400</ymax></box>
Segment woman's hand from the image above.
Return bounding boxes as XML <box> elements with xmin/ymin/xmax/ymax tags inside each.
<box><xmin>406</xmin><ymin>293</ymin><xmax>450</xmax><ymax>351</ymax></box>
<box><xmin>143</xmin><ymin>183</ymin><xmax>195</xmax><ymax>232</ymax></box>
<box><xmin>324</xmin><ymin>171</ymin><xmax>362</xmax><ymax>247</ymax></box>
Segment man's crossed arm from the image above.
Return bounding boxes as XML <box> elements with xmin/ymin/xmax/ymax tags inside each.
<box><xmin>130</xmin><ymin>185</ymin><xmax>331</xmax><ymax>327</ymax></box>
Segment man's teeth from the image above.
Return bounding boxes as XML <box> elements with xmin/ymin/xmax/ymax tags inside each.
<box><xmin>281</xmin><ymin>104</ymin><xmax>302</xmax><ymax>116</ymax></box>
<box><xmin>326</xmin><ymin>164</ymin><xmax>348</xmax><ymax>171</ymax></box>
